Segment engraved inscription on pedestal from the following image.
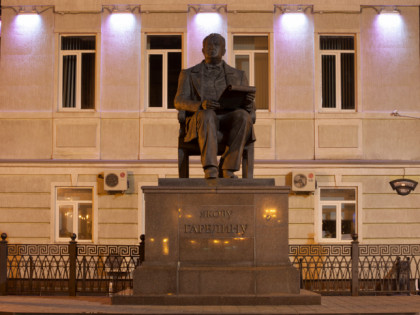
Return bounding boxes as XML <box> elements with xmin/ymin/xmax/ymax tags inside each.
<box><xmin>180</xmin><ymin>205</ymin><xmax>254</xmax><ymax>263</ymax></box>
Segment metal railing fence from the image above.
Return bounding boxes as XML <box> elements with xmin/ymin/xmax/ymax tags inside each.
<box><xmin>1</xmin><ymin>233</ymin><xmax>419</xmax><ymax>296</ymax></box>
<box><xmin>0</xmin><ymin>233</ymin><xmax>144</xmax><ymax>296</ymax></box>
<box><xmin>289</xmin><ymin>235</ymin><xmax>420</xmax><ymax>296</ymax></box>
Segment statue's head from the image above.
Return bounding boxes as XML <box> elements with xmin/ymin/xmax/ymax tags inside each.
<box><xmin>202</xmin><ymin>33</ymin><xmax>226</xmax><ymax>64</ymax></box>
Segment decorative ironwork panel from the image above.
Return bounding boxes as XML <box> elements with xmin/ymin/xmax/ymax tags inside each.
<box><xmin>5</xmin><ymin>243</ymin><xmax>140</xmax><ymax>295</ymax></box>
<box><xmin>359</xmin><ymin>244</ymin><xmax>420</xmax><ymax>257</ymax></box>
<box><xmin>289</xmin><ymin>244</ymin><xmax>352</xmax><ymax>295</ymax></box>
<box><xmin>289</xmin><ymin>244</ymin><xmax>351</xmax><ymax>258</ymax></box>
<box><xmin>75</xmin><ymin>244</ymin><xmax>140</xmax><ymax>294</ymax></box>
<box><xmin>6</xmin><ymin>242</ymin><xmax>418</xmax><ymax>296</ymax></box>
<box><xmin>6</xmin><ymin>244</ymin><xmax>70</xmax><ymax>294</ymax></box>
<box><xmin>289</xmin><ymin>243</ymin><xmax>420</xmax><ymax>296</ymax></box>
<box><xmin>8</xmin><ymin>244</ymin><xmax>69</xmax><ymax>256</ymax></box>
<box><xmin>358</xmin><ymin>244</ymin><xmax>420</xmax><ymax>295</ymax></box>
<box><xmin>77</xmin><ymin>245</ymin><xmax>139</xmax><ymax>256</ymax></box>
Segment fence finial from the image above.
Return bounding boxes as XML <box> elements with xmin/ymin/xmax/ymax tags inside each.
<box><xmin>0</xmin><ymin>233</ymin><xmax>6</xmax><ymax>242</ymax></box>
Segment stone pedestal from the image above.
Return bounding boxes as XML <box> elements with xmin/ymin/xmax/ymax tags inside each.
<box><xmin>113</xmin><ymin>179</ymin><xmax>320</xmax><ymax>305</ymax></box>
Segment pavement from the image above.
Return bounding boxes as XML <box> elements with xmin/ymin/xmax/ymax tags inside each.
<box><xmin>0</xmin><ymin>295</ymin><xmax>420</xmax><ymax>315</ymax></box>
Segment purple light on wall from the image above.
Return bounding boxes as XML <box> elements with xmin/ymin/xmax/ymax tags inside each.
<box><xmin>374</xmin><ymin>12</ymin><xmax>404</xmax><ymax>47</ymax></box>
<box><xmin>376</xmin><ymin>12</ymin><xmax>402</xmax><ymax>29</ymax></box>
<box><xmin>14</xmin><ymin>14</ymin><xmax>42</xmax><ymax>30</ymax></box>
<box><xmin>279</xmin><ymin>12</ymin><xmax>308</xmax><ymax>33</ymax></box>
<box><xmin>108</xmin><ymin>12</ymin><xmax>136</xmax><ymax>32</ymax></box>
<box><xmin>192</xmin><ymin>12</ymin><xmax>223</xmax><ymax>36</ymax></box>
<box><xmin>11</xmin><ymin>14</ymin><xmax>42</xmax><ymax>41</ymax></box>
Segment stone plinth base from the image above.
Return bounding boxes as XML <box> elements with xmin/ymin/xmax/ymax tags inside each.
<box><xmin>111</xmin><ymin>290</ymin><xmax>321</xmax><ymax>305</ymax></box>
<box><xmin>133</xmin><ymin>263</ymin><xmax>300</xmax><ymax>295</ymax></box>
<box><xmin>118</xmin><ymin>179</ymin><xmax>321</xmax><ymax>306</ymax></box>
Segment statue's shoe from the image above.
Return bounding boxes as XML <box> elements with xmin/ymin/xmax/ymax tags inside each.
<box><xmin>204</xmin><ymin>167</ymin><xmax>218</xmax><ymax>179</ymax></box>
<box><xmin>222</xmin><ymin>170</ymin><xmax>238</xmax><ymax>179</ymax></box>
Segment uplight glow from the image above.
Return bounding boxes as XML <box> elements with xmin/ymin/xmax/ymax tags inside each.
<box><xmin>376</xmin><ymin>12</ymin><xmax>402</xmax><ymax>29</ymax></box>
<box><xmin>14</xmin><ymin>14</ymin><xmax>42</xmax><ymax>30</ymax></box>
<box><xmin>10</xmin><ymin>14</ymin><xmax>43</xmax><ymax>47</ymax></box>
<box><xmin>108</xmin><ymin>12</ymin><xmax>136</xmax><ymax>32</ymax></box>
<box><xmin>374</xmin><ymin>13</ymin><xmax>405</xmax><ymax>47</ymax></box>
<box><xmin>192</xmin><ymin>13</ymin><xmax>223</xmax><ymax>37</ymax></box>
<box><xmin>279</xmin><ymin>12</ymin><xmax>308</xmax><ymax>32</ymax></box>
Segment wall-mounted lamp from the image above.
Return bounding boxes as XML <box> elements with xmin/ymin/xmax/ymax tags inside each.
<box><xmin>103</xmin><ymin>5</ymin><xmax>140</xmax><ymax>14</ymax></box>
<box><xmin>112</xmin><ymin>5</ymin><xmax>130</xmax><ymax>13</ymax></box>
<box><xmin>379</xmin><ymin>6</ymin><xmax>400</xmax><ymax>14</ymax></box>
<box><xmin>188</xmin><ymin>4</ymin><xmax>227</xmax><ymax>14</ymax></box>
<box><xmin>275</xmin><ymin>5</ymin><xmax>310</xmax><ymax>14</ymax></box>
<box><xmin>390</xmin><ymin>179</ymin><xmax>418</xmax><ymax>196</ymax></box>
<box><xmin>18</xmin><ymin>6</ymin><xmax>38</xmax><ymax>15</ymax></box>
<box><xmin>3</xmin><ymin>5</ymin><xmax>53</xmax><ymax>15</ymax></box>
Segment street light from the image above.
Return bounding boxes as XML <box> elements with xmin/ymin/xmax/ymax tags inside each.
<box><xmin>389</xmin><ymin>179</ymin><xmax>418</xmax><ymax>196</ymax></box>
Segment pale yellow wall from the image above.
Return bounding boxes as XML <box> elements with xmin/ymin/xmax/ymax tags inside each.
<box><xmin>361</xmin><ymin>7</ymin><xmax>420</xmax><ymax>113</ymax></box>
<box><xmin>101</xmin><ymin>12</ymin><xmax>141</xmax><ymax>112</ymax></box>
<box><xmin>1</xmin><ymin>0</ymin><xmax>420</xmax><ymax>245</ymax></box>
<box><xmin>274</xmin><ymin>11</ymin><xmax>315</xmax><ymax>113</ymax></box>
<box><xmin>0</xmin><ymin>174</ymin><xmax>70</xmax><ymax>243</ymax></box>
<box><xmin>344</xmin><ymin>173</ymin><xmax>420</xmax><ymax>243</ymax></box>
<box><xmin>0</xmin><ymin>167</ymin><xmax>164</xmax><ymax>244</ymax></box>
<box><xmin>0</xmin><ymin>164</ymin><xmax>418</xmax><ymax>244</ymax></box>
<box><xmin>101</xmin><ymin>118</ymin><xmax>140</xmax><ymax>160</ymax></box>
<box><xmin>275</xmin><ymin>117</ymin><xmax>315</xmax><ymax>159</ymax></box>
<box><xmin>0</xmin><ymin>119</ymin><xmax>52</xmax><ymax>159</ymax></box>
<box><xmin>0</xmin><ymin>9</ymin><xmax>54</xmax><ymax>112</ymax></box>
<box><xmin>363</xmin><ymin>118</ymin><xmax>420</xmax><ymax>160</ymax></box>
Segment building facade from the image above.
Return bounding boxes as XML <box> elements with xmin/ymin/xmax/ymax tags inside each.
<box><xmin>0</xmin><ymin>0</ymin><xmax>419</xmax><ymax>246</ymax></box>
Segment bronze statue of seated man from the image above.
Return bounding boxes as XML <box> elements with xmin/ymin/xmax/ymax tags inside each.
<box><xmin>174</xmin><ymin>33</ymin><xmax>256</xmax><ymax>179</ymax></box>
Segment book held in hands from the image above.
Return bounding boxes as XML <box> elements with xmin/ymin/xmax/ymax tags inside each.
<box><xmin>218</xmin><ymin>85</ymin><xmax>256</xmax><ymax>110</ymax></box>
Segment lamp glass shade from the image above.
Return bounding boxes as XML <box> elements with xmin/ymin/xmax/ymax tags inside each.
<box><xmin>389</xmin><ymin>179</ymin><xmax>418</xmax><ymax>196</ymax></box>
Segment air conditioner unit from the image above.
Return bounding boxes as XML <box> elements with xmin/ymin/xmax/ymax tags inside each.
<box><xmin>103</xmin><ymin>171</ymin><xmax>128</xmax><ymax>191</ymax></box>
<box><xmin>292</xmin><ymin>171</ymin><xmax>316</xmax><ymax>192</ymax></box>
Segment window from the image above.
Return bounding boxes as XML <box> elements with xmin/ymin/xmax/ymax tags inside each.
<box><xmin>146</xmin><ymin>35</ymin><xmax>182</xmax><ymax>109</ymax></box>
<box><xmin>320</xmin><ymin>35</ymin><xmax>355</xmax><ymax>111</ymax></box>
<box><xmin>55</xmin><ymin>187</ymin><xmax>93</xmax><ymax>242</ymax></box>
<box><xmin>319</xmin><ymin>188</ymin><xmax>357</xmax><ymax>242</ymax></box>
<box><xmin>233</xmin><ymin>35</ymin><xmax>269</xmax><ymax>110</ymax></box>
<box><xmin>59</xmin><ymin>35</ymin><xmax>96</xmax><ymax>110</ymax></box>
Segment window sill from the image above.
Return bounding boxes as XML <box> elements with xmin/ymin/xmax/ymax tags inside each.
<box><xmin>54</xmin><ymin>110</ymin><xmax>100</xmax><ymax>118</ymax></box>
<box><xmin>55</xmin><ymin>239</ymin><xmax>93</xmax><ymax>244</ymax></box>
<box><xmin>316</xmin><ymin>239</ymin><xmax>355</xmax><ymax>244</ymax></box>
<box><xmin>145</xmin><ymin>108</ymin><xmax>178</xmax><ymax>112</ymax></box>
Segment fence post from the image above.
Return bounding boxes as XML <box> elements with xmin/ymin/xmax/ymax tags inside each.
<box><xmin>299</xmin><ymin>258</ymin><xmax>303</xmax><ymax>289</ymax></box>
<box><xmin>139</xmin><ymin>234</ymin><xmax>145</xmax><ymax>266</ymax></box>
<box><xmin>69</xmin><ymin>233</ymin><xmax>77</xmax><ymax>296</ymax></box>
<box><xmin>0</xmin><ymin>233</ymin><xmax>8</xmax><ymax>295</ymax></box>
<box><xmin>351</xmin><ymin>233</ymin><xmax>359</xmax><ymax>296</ymax></box>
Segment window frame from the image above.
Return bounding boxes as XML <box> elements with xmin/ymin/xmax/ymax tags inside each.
<box><xmin>315</xmin><ymin>184</ymin><xmax>362</xmax><ymax>244</ymax></box>
<box><xmin>58</xmin><ymin>34</ymin><xmax>97</xmax><ymax>112</ymax></box>
<box><xmin>52</xmin><ymin>183</ymin><xmax>98</xmax><ymax>243</ymax></box>
<box><xmin>145</xmin><ymin>33</ymin><xmax>182</xmax><ymax>111</ymax></box>
<box><xmin>232</xmin><ymin>33</ymin><xmax>270</xmax><ymax>111</ymax></box>
<box><xmin>317</xmin><ymin>33</ymin><xmax>357</xmax><ymax>112</ymax></box>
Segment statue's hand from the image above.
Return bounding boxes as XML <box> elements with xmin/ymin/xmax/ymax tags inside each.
<box><xmin>242</xmin><ymin>93</ymin><xmax>255</xmax><ymax>112</ymax></box>
<box><xmin>245</xmin><ymin>93</ymin><xmax>255</xmax><ymax>104</ymax></box>
<box><xmin>201</xmin><ymin>100</ymin><xmax>221</xmax><ymax>110</ymax></box>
